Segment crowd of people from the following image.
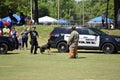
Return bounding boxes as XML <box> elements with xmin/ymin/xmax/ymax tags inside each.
<box><xmin>0</xmin><ymin>24</ymin><xmax>39</xmax><ymax>54</ymax></box>
<box><xmin>0</xmin><ymin>9</ymin><xmax>39</xmax><ymax>54</ymax></box>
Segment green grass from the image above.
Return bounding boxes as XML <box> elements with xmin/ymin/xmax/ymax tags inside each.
<box><xmin>102</xmin><ymin>29</ymin><xmax>120</xmax><ymax>36</ymax></box>
<box><xmin>1</xmin><ymin>50</ymin><xmax>120</xmax><ymax>80</ymax></box>
<box><xmin>0</xmin><ymin>25</ymin><xmax>120</xmax><ymax>80</ymax></box>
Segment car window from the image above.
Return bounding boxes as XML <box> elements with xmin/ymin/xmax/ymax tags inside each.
<box><xmin>81</xmin><ymin>28</ymin><xmax>96</xmax><ymax>35</ymax></box>
<box><xmin>65</xmin><ymin>28</ymin><xmax>72</xmax><ymax>34</ymax></box>
<box><xmin>88</xmin><ymin>29</ymin><xmax>96</xmax><ymax>35</ymax></box>
<box><xmin>81</xmin><ymin>29</ymin><xmax>89</xmax><ymax>34</ymax></box>
<box><xmin>76</xmin><ymin>28</ymin><xmax>81</xmax><ymax>34</ymax></box>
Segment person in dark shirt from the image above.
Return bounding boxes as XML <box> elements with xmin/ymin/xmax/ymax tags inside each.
<box><xmin>101</xmin><ymin>12</ymin><xmax>106</xmax><ymax>27</ymax></box>
<box><xmin>29</xmin><ymin>27</ymin><xmax>39</xmax><ymax>54</ymax></box>
<box><xmin>21</xmin><ymin>27</ymin><xmax>28</xmax><ymax>49</ymax></box>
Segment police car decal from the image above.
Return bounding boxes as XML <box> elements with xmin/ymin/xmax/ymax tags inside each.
<box><xmin>64</xmin><ymin>34</ymin><xmax>100</xmax><ymax>47</ymax></box>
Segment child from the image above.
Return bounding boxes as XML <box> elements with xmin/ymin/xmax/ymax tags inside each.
<box><xmin>17</xmin><ymin>34</ymin><xmax>22</xmax><ymax>50</ymax></box>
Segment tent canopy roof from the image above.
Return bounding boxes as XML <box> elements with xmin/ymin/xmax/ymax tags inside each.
<box><xmin>1</xmin><ymin>14</ymin><xmax>20</xmax><ymax>22</ymax></box>
<box><xmin>89</xmin><ymin>16</ymin><xmax>113</xmax><ymax>23</ymax></box>
<box><xmin>38</xmin><ymin>16</ymin><xmax>57</xmax><ymax>23</ymax></box>
<box><xmin>57</xmin><ymin>19</ymin><xmax>70</xmax><ymax>24</ymax></box>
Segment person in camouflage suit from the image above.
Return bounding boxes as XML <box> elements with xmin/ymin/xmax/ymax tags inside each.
<box><xmin>67</xmin><ymin>27</ymin><xmax>79</xmax><ymax>58</ymax></box>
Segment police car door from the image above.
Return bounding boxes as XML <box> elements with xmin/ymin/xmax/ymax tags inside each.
<box><xmin>79</xmin><ymin>28</ymin><xmax>100</xmax><ymax>47</ymax></box>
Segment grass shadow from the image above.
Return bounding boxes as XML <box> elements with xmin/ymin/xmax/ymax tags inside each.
<box><xmin>69</xmin><ymin>57</ymin><xmax>86</xmax><ymax>59</ymax></box>
<box><xmin>42</xmin><ymin>53</ymin><xmax>57</xmax><ymax>55</ymax></box>
<box><xmin>77</xmin><ymin>57</ymin><xmax>86</xmax><ymax>59</ymax></box>
<box><xmin>50</xmin><ymin>51</ymin><xmax>68</xmax><ymax>54</ymax></box>
<box><xmin>0</xmin><ymin>52</ymin><xmax>20</xmax><ymax>55</ymax></box>
<box><xmin>40</xmin><ymin>50</ymin><xmax>120</xmax><ymax>54</ymax></box>
<box><xmin>78</xmin><ymin>50</ymin><xmax>103</xmax><ymax>54</ymax></box>
<box><xmin>39</xmin><ymin>51</ymin><xmax>57</xmax><ymax>55</ymax></box>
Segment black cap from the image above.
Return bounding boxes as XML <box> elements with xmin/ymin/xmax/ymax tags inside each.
<box><xmin>72</xmin><ymin>27</ymin><xmax>76</xmax><ymax>30</ymax></box>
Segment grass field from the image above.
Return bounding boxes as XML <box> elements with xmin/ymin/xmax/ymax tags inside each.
<box><xmin>0</xmin><ymin>25</ymin><xmax>120</xmax><ymax>80</ymax></box>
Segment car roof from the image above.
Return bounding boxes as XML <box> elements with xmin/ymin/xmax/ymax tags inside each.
<box><xmin>54</xmin><ymin>26</ymin><xmax>91</xmax><ymax>30</ymax></box>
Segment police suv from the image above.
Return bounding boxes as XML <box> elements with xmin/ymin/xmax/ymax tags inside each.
<box><xmin>49</xmin><ymin>26</ymin><xmax>120</xmax><ymax>54</ymax></box>
<box><xmin>0</xmin><ymin>36</ymin><xmax>18</xmax><ymax>54</ymax></box>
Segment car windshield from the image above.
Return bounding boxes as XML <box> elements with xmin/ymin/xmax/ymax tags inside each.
<box><xmin>91</xmin><ymin>28</ymin><xmax>108</xmax><ymax>35</ymax></box>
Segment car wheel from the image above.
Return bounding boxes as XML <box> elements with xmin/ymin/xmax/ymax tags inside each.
<box><xmin>0</xmin><ymin>43</ymin><xmax>8</xmax><ymax>54</ymax></box>
<box><xmin>57</xmin><ymin>42</ymin><xmax>68</xmax><ymax>53</ymax></box>
<box><xmin>102</xmin><ymin>43</ymin><xmax>115</xmax><ymax>54</ymax></box>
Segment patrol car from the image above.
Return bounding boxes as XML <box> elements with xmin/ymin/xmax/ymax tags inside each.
<box><xmin>49</xmin><ymin>26</ymin><xmax>120</xmax><ymax>54</ymax></box>
<box><xmin>0</xmin><ymin>36</ymin><xmax>18</xmax><ymax>54</ymax></box>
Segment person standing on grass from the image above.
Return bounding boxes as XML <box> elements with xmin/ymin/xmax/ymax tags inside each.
<box><xmin>67</xmin><ymin>27</ymin><xmax>79</xmax><ymax>59</ymax></box>
<box><xmin>102</xmin><ymin>12</ymin><xmax>106</xmax><ymax>27</ymax></box>
<box><xmin>10</xmin><ymin>27</ymin><xmax>19</xmax><ymax>49</ymax></box>
<box><xmin>21</xmin><ymin>27</ymin><xmax>29</xmax><ymax>49</ymax></box>
<box><xmin>17</xmin><ymin>34</ymin><xmax>22</xmax><ymax>50</ymax></box>
<box><xmin>29</xmin><ymin>26</ymin><xmax>39</xmax><ymax>54</ymax></box>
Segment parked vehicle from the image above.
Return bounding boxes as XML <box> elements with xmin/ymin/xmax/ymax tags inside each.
<box><xmin>0</xmin><ymin>36</ymin><xmax>18</xmax><ymax>54</ymax></box>
<box><xmin>49</xmin><ymin>26</ymin><xmax>120</xmax><ymax>54</ymax></box>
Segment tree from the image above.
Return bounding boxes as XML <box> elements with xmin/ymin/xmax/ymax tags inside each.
<box><xmin>33</xmin><ymin>0</ymin><xmax>38</xmax><ymax>23</ymax></box>
<box><xmin>0</xmin><ymin>0</ymin><xmax>19</xmax><ymax>18</ymax></box>
<box><xmin>0</xmin><ymin>0</ymin><xmax>114</xmax><ymax>25</ymax></box>
<box><xmin>74</xmin><ymin>0</ymin><xmax>114</xmax><ymax>25</ymax></box>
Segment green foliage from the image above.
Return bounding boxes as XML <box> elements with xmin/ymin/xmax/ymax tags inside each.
<box><xmin>38</xmin><ymin>5</ymin><xmax>50</xmax><ymax>17</ymax></box>
<box><xmin>60</xmin><ymin>0</ymin><xmax>75</xmax><ymax>19</ymax></box>
<box><xmin>74</xmin><ymin>0</ymin><xmax>114</xmax><ymax>25</ymax></box>
<box><xmin>0</xmin><ymin>0</ymin><xmax>19</xmax><ymax>18</ymax></box>
<box><xmin>0</xmin><ymin>0</ymin><xmax>114</xmax><ymax>24</ymax></box>
<box><xmin>37</xmin><ymin>0</ymin><xmax>75</xmax><ymax>19</ymax></box>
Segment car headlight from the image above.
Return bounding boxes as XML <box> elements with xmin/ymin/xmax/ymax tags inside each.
<box><xmin>115</xmin><ymin>38</ymin><xmax>120</xmax><ymax>42</ymax></box>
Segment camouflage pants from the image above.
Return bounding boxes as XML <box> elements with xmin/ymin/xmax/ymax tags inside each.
<box><xmin>69</xmin><ymin>45</ymin><xmax>78</xmax><ymax>58</ymax></box>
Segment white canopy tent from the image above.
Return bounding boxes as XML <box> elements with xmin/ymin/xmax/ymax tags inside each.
<box><xmin>38</xmin><ymin>16</ymin><xmax>57</xmax><ymax>23</ymax></box>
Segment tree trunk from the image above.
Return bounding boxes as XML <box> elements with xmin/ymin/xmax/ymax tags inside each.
<box><xmin>34</xmin><ymin>0</ymin><xmax>38</xmax><ymax>24</ymax></box>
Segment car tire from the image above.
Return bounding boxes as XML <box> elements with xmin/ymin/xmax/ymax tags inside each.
<box><xmin>0</xmin><ymin>43</ymin><xmax>8</xmax><ymax>54</ymax></box>
<box><xmin>57</xmin><ymin>42</ymin><xmax>68</xmax><ymax>53</ymax></box>
<box><xmin>102</xmin><ymin>43</ymin><xmax>115</xmax><ymax>54</ymax></box>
